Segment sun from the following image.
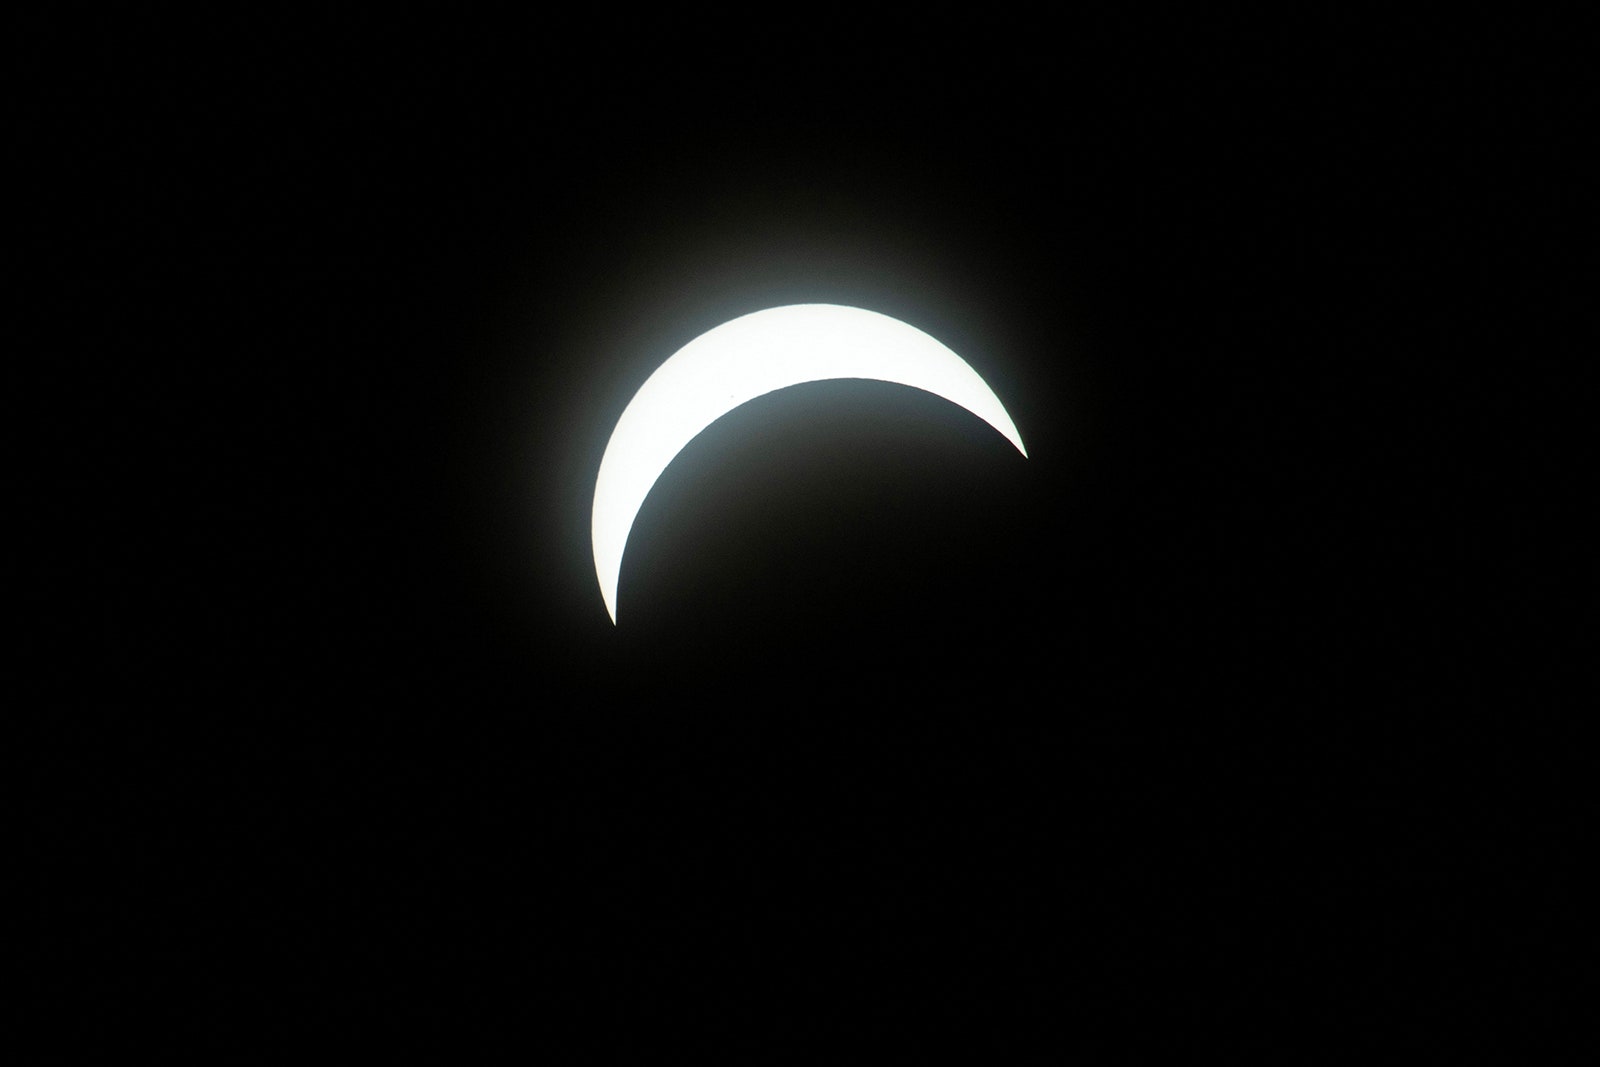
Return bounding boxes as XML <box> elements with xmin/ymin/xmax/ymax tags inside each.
<box><xmin>590</xmin><ymin>304</ymin><xmax>1026</xmax><ymax>624</ymax></box>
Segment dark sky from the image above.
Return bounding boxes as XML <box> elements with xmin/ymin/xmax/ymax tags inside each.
<box><xmin>33</xmin><ymin>12</ymin><xmax>1576</xmax><ymax>1057</ymax></box>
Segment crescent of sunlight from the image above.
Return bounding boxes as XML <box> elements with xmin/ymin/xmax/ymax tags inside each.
<box><xmin>590</xmin><ymin>303</ymin><xmax>1027</xmax><ymax>624</ymax></box>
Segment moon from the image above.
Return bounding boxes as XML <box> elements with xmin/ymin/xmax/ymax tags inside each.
<box><xmin>591</xmin><ymin>304</ymin><xmax>1027</xmax><ymax>624</ymax></box>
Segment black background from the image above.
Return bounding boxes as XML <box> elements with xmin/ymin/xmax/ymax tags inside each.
<box><xmin>29</xmin><ymin>11</ymin><xmax>1579</xmax><ymax>1057</ymax></box>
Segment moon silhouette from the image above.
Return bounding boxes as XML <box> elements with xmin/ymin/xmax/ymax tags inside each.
<box><xmin>591</xmin><ymin>304</ymin><xmax>1027</xmax><ymax>624</ymax></box>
